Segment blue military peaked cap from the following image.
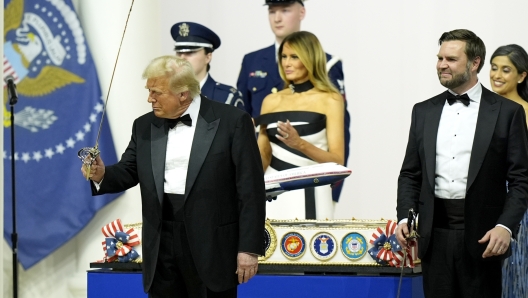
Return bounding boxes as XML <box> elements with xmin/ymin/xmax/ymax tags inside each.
<box><xmin>265</xmin><ymin>0</ymin><xmax>304</xmax><ymax>6</ymax></box>
<box><xmin>170</xmin><ymin>22</ymin><xmax>221</xmax><ymax>53</ymax></box>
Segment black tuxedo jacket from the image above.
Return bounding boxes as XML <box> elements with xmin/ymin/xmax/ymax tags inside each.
<box><xmin>92</xmin><ymin>96</ymin><xmax>266</xmax><ymax>292</ymax></box>
<box><xmin>397</xmin><ymin>86</ymin><xmax>528</xmax><ymax>260</ymax></box>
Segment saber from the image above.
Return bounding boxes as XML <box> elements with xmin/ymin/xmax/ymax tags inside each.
<box><xmin>396</xmin><ymin>248</ymin><xmax>408</xmax><ymax>298</ymax></box>
<box><xmin>78</xmin><ymin>0</ymin><xmax>135</xmax><ymax>180</ymax></box>
<box><xmin>396</xmin><ymin>208</ymin><xmax>419</xmax><ymax>298</ymax></box>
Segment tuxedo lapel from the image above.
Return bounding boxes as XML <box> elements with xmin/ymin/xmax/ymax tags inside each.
<box><xmin>467</xmin><ymin>87</ymin><xmax>500</xmax><ymax>191</ymax></box>
<box><xmin>185</xmin><ymin>97</ymin><xmax>219</xmax><ymax>199</ymax></box>
<box><xmin>424</xmin><ymin>93</ymin><xmax>448</xmax><ymax>190</ymax></box>
<box><xmin>151</xmin><ymin>118</ymin><xmax>168</xmax><ymax>205</ymax></box>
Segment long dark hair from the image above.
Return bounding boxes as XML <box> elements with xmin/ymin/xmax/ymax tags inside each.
<box><xmin>490</xmin><ymin>44</ymin><xmax>528</xmax><ymax>101</ymax></box>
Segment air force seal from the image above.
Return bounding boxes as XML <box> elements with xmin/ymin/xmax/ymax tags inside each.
<box><xmin>341</xmin><ymin>232</ymin><xmax>367</xmax><ymax>260</ymax></box>
<box><xmin>310</xmin><ymin>232</ymin><xmax>337</xmax><ymax>261</ymax></box>
<box><xmin>280</xmin><ymin>231</ymin><xmax>306</xmax><ymax>260</ymax></box>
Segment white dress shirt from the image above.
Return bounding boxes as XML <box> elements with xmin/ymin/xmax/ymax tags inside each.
<box><xmin>435</xmin><ymin>82</ymin><xmax>481</xmax><ymax>199</ymax></box>
<box><xmin>163</xmin><ymin>95</ymin><xmax>201</xmax><ymax>194</ymax></box>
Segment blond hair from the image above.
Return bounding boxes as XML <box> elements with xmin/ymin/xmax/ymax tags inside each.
<box><xmin>142</xmin><ymin>55</ymin><xmax>201</xmax><ymax>98</ymax></box>
<box><xmin>278</xmin><ymin>31</ymin><xmax>340</xmax><ymax>95</ymax></box>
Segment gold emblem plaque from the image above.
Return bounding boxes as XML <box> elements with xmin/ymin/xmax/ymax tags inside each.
<box><xmin>259</xmin><ymin>221</ymin><xmax>277</xmax><ymax>261</ymax></box>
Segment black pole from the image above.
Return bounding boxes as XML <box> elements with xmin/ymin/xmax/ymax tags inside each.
<box><xmin>10</xmin><ymin>105</ymin><xmax>17</xmax><ymax>298</ymax></box>
<box><xmin>7</xmin><ymin>77</ymin><xmax>19</xmax><ymax>298</ymax></box>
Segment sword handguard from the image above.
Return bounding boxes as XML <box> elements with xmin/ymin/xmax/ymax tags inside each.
<box><xmin>78</xmin><ymin>146</ymin><xmax>100</xmax><ymax>181</ymax></box>
<box><xmin>406</xmin><ymin>208</ymin><xmax>420</xmax><ymax>240</ymax></box>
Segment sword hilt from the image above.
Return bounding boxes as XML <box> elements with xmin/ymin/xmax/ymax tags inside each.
<box><xmin>406</xmin><ymin>208</ymin><xmax>420</xmax><ymax>240</ymax></box>
<box><xmin>78</xmin><ymin>146</ymin><xmax>100</xmax><ymax>181</ymax></box>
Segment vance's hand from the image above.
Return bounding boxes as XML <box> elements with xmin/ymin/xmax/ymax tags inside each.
<box><xmin>479</xmin><ymin>226</ymin><xmax>511</xmax><ymax>258</ymax></box>
<box><xmin>80</xmin><ymin>155</ymin><xmax>105</xmax><ymax>183</ymax></box>
<box><xmin>236</xmin><ymin>252</ymin><xmax>258</xmax><ymax>284</ymax></box>
<box><xmin>396</xmin><ymin>222</ymin><xmax>410</xmax><ymax>247</ymax></box>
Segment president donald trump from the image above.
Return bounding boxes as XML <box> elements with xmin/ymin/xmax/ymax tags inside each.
<box><xmin>82</xmin><ymin>55</ymin><xmax>266</xmax><ymax>298</ymax></box>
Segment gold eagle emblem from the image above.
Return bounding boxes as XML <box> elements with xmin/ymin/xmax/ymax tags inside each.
<box><xmin>3</xmin><ymin>0</ymin><xmax>85</xmax><ymax>127</ymax></box>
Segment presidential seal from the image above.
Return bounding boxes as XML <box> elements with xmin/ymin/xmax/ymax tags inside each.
<box><xmin>310</xmin><ymin>232</ymin><xmax>337</xmax><ymax>261</ymax></box>
<box><xmin>280</xmin><ymin>231</ymin><xmax>306</xmax><ymax>260</ymax></box>
<box><xmin>341</xmin><ymin>232</ymin><xmax>367</xmax><ymax>260</ymax></box>
<box><xmin>259</xmin><ymin>221</ymin><xmax>277</xmax><ymax>261</ymax></box>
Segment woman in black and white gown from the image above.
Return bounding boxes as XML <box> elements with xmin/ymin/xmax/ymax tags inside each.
<box><xmin>256</xmin><ymin>31</ymin><xmax>345</xmax><ymax>220</ymax></box>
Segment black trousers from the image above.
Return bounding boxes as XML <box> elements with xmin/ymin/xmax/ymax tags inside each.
<box><xmin>148</xmin><ymin>194</ymin><xmax>237</xmax><ymax>298</ymax></box>
<box><xmin>422</xmin><ymin>228</ymin><xmax>502</xmax><ymax>298</ymax></box>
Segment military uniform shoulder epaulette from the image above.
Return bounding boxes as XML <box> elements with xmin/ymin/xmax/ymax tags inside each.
<box><xmin>213</xmin><ymin>82</ymin><xmax>243</xmax><ymax>107</ymax></box>
<box><xmin>214</xmin><ymin>82</ymin><xmax>239</xmax><ymax>94</ymax></box>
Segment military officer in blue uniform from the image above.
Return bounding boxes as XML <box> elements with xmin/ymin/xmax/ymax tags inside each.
<box><xmin>237</xmin><ymin>0</ymin><xmax>350</xmax><ymax>203</ymax></box>
<box><xmin>171</xmin><ymin>22</ymin><xmax>244</xmax><ymax>109</ymax></box>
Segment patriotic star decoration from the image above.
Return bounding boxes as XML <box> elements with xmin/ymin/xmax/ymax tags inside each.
<box><xmin>100</xmin><ymin>219</ymin><xmax>141</xmax><ymax>263</ymax></box>
<box><xmin>368</xmin><ymin>220</ymin><xmax>415</xmax><ymax>268</ymax></box>
<box><xmin>390</xmin><ymin>238</ymin><xmax>401</xmax><ymax>250</ymax></box>
<box><xmin>4</xmin><ymin>103</ymin><xmax>101</xmax><ymax>163</ymax></box>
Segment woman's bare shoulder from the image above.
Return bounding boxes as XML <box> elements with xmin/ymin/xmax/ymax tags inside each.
<box><xmin>308</xmin><ymin>91</ymin><xmax>343</xmax><ymax>107</ymax></box>
<box><xmin>265</xmin><ymin>89</ymin><xmax>294</xmax><ymax>101</ymax></box>
<box><xmin>261</xmin><ymin>92</ymin><xmax>284</xmax><ymax>114</ymax></box>
<box><xmin>328</xmin><ymin>91</ymin><xmax>344</xmax><ymax>101</ymax></box>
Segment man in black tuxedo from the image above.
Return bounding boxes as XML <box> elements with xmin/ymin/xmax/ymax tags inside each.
<box><xmin>396</xmin><ymin>29</ymin><xmax>528</xmax><ymax>298</ymax></box>
<box><xmin>82</xmin><ymin>55</ymin><xmax>266</xmax><ymax>297</ymax></box>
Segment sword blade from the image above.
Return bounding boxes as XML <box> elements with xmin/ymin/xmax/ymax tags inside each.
<box><xmin>396</xmin><ymin>248</ymin><xmax>407</xmax><ymax>298</ymax></box>
<box><xmin>94</xmin><ymin>0</ymin><xmax>135</xmax><ymax>148</ymax></box>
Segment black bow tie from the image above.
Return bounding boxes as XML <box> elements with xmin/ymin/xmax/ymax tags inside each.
<box><xmin>446</xmin><ymin>93</ymin><xmax>470</xmax><ymax>106</ymax></box>
<box><xmin>167</xmin><ymin>114</ymin><xmax>192</xmax><ymax>129</ymax></box>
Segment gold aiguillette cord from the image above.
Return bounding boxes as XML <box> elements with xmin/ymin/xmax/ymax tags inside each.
<box><xmin>78</xmin><ymin>0</ymin><xmax>135</xmax><ymax>180</ymax></box>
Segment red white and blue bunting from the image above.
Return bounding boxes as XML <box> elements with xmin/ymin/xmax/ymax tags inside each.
<box><xmin>368</xmin><ymin>220</ymin><xmax>417</xmax><ymax>268</ymax></box>
<box><xmin>100</xmin><ymin>219</ymin><xmax>141</xmax><ymax>263</ymax></box>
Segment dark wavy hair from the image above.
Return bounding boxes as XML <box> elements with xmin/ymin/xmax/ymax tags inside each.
<box><xmin>439</xmin><ymin>29</ymin><xmax>486</xmax><ymax>73</ymax></box>
<box><xmin>490</xmin><ymin>44</ymin><xmax>528</xmax><ymax>101</ymax></box>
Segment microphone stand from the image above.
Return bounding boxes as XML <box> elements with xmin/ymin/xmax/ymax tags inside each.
<box><xmin>7</xmin><ymin>81</ymin><xmax>19</xmax><ymax>298</ymax></box>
